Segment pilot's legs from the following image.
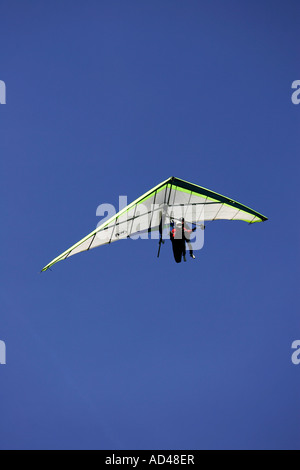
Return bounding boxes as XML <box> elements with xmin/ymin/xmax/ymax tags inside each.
<box><xmin>187</xmin><ymin>241</ymin><xmax>195</xmax><ymax>259</ymax></box>
<box><xmin>183</xmin><ymin>241</ymin><xmax>187</xmax><ymax>262</ymax></box>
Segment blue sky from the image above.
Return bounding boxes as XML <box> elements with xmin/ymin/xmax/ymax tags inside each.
<box><xmin>1</xmin><ymin>0</ymin><xmax>299</xmax><ymax>450</ymax></box>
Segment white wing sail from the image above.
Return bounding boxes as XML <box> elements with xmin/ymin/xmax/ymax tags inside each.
<box><xmin>42</xmin><ymin>176</ymin><xmax>267</xmax><ymax>271</ymax></box>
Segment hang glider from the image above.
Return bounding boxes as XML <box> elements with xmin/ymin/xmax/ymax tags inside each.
<box><xmin>41</xmin><ymin>176</ymin><xmax>267</xmax><ymax>271</ymax></box>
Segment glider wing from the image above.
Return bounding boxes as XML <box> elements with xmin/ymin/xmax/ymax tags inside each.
<box><xmin>41</xmin><ymin>176</ymin><xmax>267</xmax><ymax>271</ymax></box>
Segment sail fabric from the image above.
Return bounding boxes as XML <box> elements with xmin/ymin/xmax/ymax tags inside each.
<box><xmin>42</xmin><ymin>176</ymin><xmax>267</xmax><ymax>271</ymax></box>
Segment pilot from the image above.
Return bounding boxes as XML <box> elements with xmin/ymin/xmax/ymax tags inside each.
<box><xmin>170</xmin><ymin>218</ymin><xmax>196</xmax><ymax>262</ymax></box>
